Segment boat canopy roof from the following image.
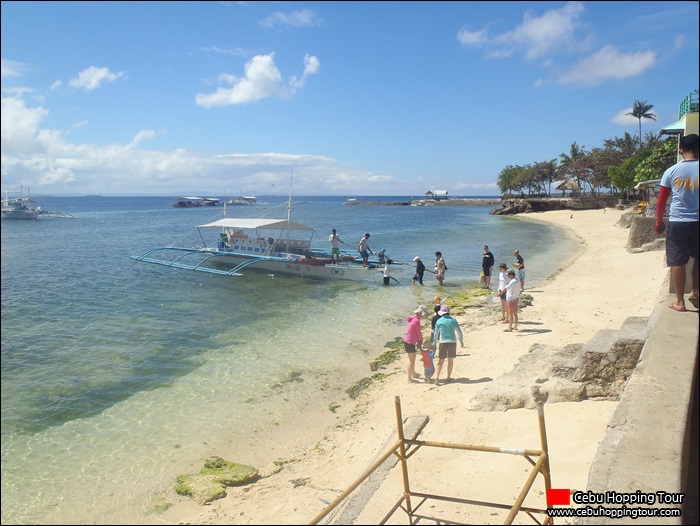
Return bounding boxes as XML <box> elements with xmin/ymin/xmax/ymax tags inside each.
<box><xmin>197</xmin><ymin>218</ymin><xmax>314</xmax><ymax>231</ymax></box>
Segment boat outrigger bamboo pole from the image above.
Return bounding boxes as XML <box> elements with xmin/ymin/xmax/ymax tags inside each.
<box><xmin>532</xmin><ymin>386</ymin><xmax>553</xmax><ymax>491</ymax></box>
<box><xmin>395</xmin><ymin>395</ymin><xmax>414</xmax><ymax>519</ymax></box>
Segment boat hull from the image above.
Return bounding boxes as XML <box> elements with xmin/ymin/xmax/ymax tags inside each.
<box><xmin>209</xmin><ymin>252</ymin><xmax>397</xmax><ymax>282</ymax></box>
<box><xmin>2</xmin><ymin>209</ymin><xmax>40</xmax><ymax>220</ymax></box>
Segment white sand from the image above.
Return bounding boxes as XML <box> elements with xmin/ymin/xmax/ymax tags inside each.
<box><xmin>151</xmin><ymin>208</ymin><xmax>667</xmax><ymax>525</ymax></box>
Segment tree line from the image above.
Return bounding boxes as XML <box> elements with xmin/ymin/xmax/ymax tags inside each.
<box><xmin>497</xmin><ymin>100</ymin><xmax>678</xmax><ymax>198</ymax></box>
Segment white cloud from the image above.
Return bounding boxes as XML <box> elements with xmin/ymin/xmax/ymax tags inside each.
<box><xmin>259</xmin><ymin>8</ymin><xmax>322</xmax><ymax>29</ymax></box>
<box><xmin>456</xmin><ymin>28</ymin><xmax>487</xmax><ymax>46</ymax></box>
<box><xmin>195</xmin><ymin>53</ymin><xmax>319</xmax><ymax>107</ymax></box>
<box><xmin>559</xmin><ymin>45</ymin><xmax>656</xmax><ymax>86</ymax></box>
<box><xmin>457</xmin><ymin>1</ymin><xmax>587</xmax><ymax>59</ymax></box>
<box><xmin>612</xmin><ymin>107</ymin><xmax>644</xmax><ymax>127</ymax></box>
<box><xmin>1</xmin><ymin>59</ymin><xmax>30</xmax><ymax>78</ymax></box>
<box><xmin>1</xmin><ymin>96</ymin><xmax>48</xmax><ymax>147</ymax></box>
<box><xmin>507</xmin><ymin>1</ymin><xmax>587</xmax><ymax>59</ymax></box>
<box><xmin>198</xmin><ymin>45</ymin><xmax>251</xmax><ymax>57</ymax></box>
<box><xmin>128</xmin><ymin>130</ymin><xmax>157</xmax><ymax>148</ymax></box>
<box><xmin>1</xmin><ymin>93</ymin><xmax>408</xmax><ymax>196</ymax></box>
<box><xmin>290</xmin><ymin>54</ymin><xmax>320</xmax><ymax>94</ymax></box>
<box><xmin>68</xmin><ymin>66</ymin><xmax>125</xmax><ymax>92</ymax></box>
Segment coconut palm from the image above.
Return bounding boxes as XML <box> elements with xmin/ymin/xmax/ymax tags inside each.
<box><xmin>558</xmin><ymin>142</ymin><xmax>589</xmax><ymax>194</ymax></box>
<box><xmin>626</xmin><ymin>100</ymin><xmax>656</xmax><ymax>146</ymax></box>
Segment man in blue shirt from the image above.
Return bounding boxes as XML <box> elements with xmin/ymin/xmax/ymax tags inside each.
<box><xmin>655</xmin><ymin>134</ymin><xmax>699</xmax><ymax>311</ymax></box>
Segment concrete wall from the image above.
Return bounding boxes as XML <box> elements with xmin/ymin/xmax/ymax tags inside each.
<box><xmin>577</xmin><ymin>286</ymin><xmax>699</xmax><ymax>525</ymax></box>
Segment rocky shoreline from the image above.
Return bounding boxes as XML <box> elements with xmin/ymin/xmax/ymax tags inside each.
<box><xmin>344</xmin><ymin>198</ymin><xmax>501</xmax><ymax>207</ymax></box>
<box><xmin>344</xmin><ymin>195</ymin><xmax>624</xmax><ymax>215</ymax></box>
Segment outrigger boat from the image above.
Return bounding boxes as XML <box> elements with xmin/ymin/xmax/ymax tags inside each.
<box><xmin>2</xmin><ymin>185</ymin><xmax>74</xmax><ymax>220</ymax></box>
<box><xmin>131</xmin><ymin>197</ymin><xmax>400</xmax><ymax>283</ymax></box>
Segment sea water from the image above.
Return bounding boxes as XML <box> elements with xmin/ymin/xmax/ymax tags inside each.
<box><xmin>0</xmin><ymin>195</ymin><xmax>579</xmax><ymax>524</ymax></box>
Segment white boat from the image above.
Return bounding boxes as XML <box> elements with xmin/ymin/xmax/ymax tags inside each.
<box><xmin>132</xmin><ymin>198</ymin><xmax>400</xmax><ymax>283</ymax></box>
<box><xmin>227</xmin><ymin>196</ymin><xmax>261</xmax><ymax>205</ymax></box>
<box><xmin>2</xmin><ymin>186</ymin><xmax>41</xmax><ymax>220</ymax></box>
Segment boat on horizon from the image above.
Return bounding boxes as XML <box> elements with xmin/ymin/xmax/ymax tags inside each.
<box><xmin>2</xmin><ymin>185</ymin><xmax>75</xmax><ymax>219</ymax></box>
<box><xmin>132</xmin><ymin>196</ymin><xmax>399</xmax><ymax>282</ymax></box>
<box><xmin>227</xmin><ymin>195</ymin><xmax>265</xmax><ymax>205</ymax></box>
<box><xmin>171</xmin><ymin>196</ymin><xmax>221</xmax><ymax>207</ymax></box>
<box><xmin>2</xmin><ymin>186</ymin><xmax>42</xmax><ymax>220</ymax></box>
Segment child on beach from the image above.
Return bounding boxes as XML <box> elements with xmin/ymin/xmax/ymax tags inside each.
<box><xmin>419</xmin><ymin>339</ymin><xmax>436</xmax><ymax>383</ymax></box>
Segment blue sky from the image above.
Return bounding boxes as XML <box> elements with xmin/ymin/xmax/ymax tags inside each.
<box><xmin>1</xmin><ymin>1</ymin><xmax>698</xmax><ymax>197</ymax></box>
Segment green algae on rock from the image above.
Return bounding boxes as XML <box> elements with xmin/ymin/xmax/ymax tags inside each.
<box><xmin>175</xmin><ymin>457</ymin><xmax>260</xmax><ymax>504</ymax></box>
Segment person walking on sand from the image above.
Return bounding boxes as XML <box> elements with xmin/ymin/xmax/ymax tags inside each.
<box><xmin>504</xmin><ymin>269</ymin><xmax>521</xmax><ymax>332</ymax></box>
<box><xmin>412</xmin><ymin>256</ymin><xmax>426</xmax><ymax>284</ymax></box>
<box><xmin>404</xmin><ymin>305</ymin><xmax>428</xmax><ymax>383</ymax></box>
<box><xmin>655</xmin><ymin>133</ymin><xmax>699</xmax><ymax>312</ymax></box>
<box><xmin>514</xmin><ymin>250</ymin><xmax>525</xmax><ymax>291</ymax></box>
<box><xmin>481</xmin><ymin>245</ymin><xmax>495</xmax><ymax>289</ymax></box>
<box><xmin>431</xmin><ymin>305</ymin><xmax>464</xmax><ymax>386</ymax></box>
<box><xmin>496</xmin><ymin>262</ymin><xmax>509</xmax><ymax>322</ymax></box>
<box><xmin>434</xmin><ymin>251</ymin><xmax>447</xmax><ymax>285</ymax></box>
<box><xmin>328</xmin><ymin>229</ymin><xmax>344</xmax><ymax>264</ymax></box>
<box><xmin>358</xmin><ymin>233</ymin><xmax>373</xmax><ymax>268</ymax></box>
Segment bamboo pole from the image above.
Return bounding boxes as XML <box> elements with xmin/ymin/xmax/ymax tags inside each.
<box><xmin>394</xmin><ymin>396</ymin><xmax>414</xmax><ymax>520</ymax></box>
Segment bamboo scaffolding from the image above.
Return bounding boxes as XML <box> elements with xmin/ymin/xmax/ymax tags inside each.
<box><xmin>309</xmin><ymin>391</ymin><xmax>555</xmax><ymax>525</ymax></box>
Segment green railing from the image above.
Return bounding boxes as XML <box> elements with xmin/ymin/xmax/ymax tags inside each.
<box><xmin>679</xmin><ymin>91</ymin><xmax>699</xmax><ymax>118</ymax></box>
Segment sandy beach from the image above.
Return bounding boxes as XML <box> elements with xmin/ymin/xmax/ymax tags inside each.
<box><xmin>150</xmin><ymin>208</ymin><xmax>667</xmax><ymax>525</ymax></box>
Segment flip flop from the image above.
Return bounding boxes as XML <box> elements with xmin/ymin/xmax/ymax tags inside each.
<box><xmin>669</xmin><ymin>303</ymin><xmax>688</xmax><ymax>312</ymax></box>
<box><xmin>689</xmin><ymin>297</ymin><xmax>700</xmax><ymax>309</ymax></box>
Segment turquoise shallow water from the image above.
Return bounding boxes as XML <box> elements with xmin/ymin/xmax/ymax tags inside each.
<box><xmin>1</xmin><ymin>195</ymin><xmax>578</xmax><ymax>524</ymax></box>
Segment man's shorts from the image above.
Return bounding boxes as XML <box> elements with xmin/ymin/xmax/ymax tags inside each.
<box><xmin>482</xmin><ymin>267</ymin><xmax>492</xmax><ymax>277</ymax></box>
<box><xmin>437</xmin><ymin>341</ymin><xmax>457</xmax><ymax>359</ymax></box>
<box><xmin>666</xmin><ymin>221</ymin><xmax>700</xmax><ymax>267</ymax></box>
<box><xmin>507</xmin><ymin>299</ymin><xmax>519</xmax><ymax>311</ymax></box>
<box><xmin>360</xmin><ymin>250</ymin><xmax>370</xmax><ymax>259</ymax></box>
<box><xmin>331</xmin><ymin>247</ymin><xmax>340</xmax><ymax>256</ymax></box>
<box><xmin>404</xmin><ymin>341</ymin><xmax>417</xmax><ymax>354</ymax></box>
<box><xmin>518</xmin><ymin>268</ymin><xmax>525</xmax><ymax>281</ymax></box>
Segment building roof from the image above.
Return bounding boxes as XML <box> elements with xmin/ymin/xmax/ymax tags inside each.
<box><xmin>555</xmin><ymin>179</ymin><xmax>579</xmax><ymax>191</ymax></box>
<box><xmin>659</xmin><ymin>119</ymin><xmax>685</xmax><ymax>136</ymax></box>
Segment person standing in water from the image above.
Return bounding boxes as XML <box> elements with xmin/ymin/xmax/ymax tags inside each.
<box><xmin>434</xmin><ymin>251</ymin><xmax>447</xmax><ymax>285</ymax></box>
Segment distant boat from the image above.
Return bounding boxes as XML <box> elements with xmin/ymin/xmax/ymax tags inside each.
<box><xmin>344</xmin><ymin>198</ymin><xmax>357</xmax><ymax>205</ymax></box>
<box><xmin>227</xmin><ymin>196</ymin><xmax>262</xmax><ymax>205</ymax></box>
<box><xmin>2</xmin><ymin>186</ymin><xmax>41</xmax><ymax>220</ymax></box>
<box><xmin>2</xmin><ymin>185</ymin><xmax>74</xmax><ymax>219</ymax></box>
<box><xmin>172</xmin><ymin>196</ymin><xmax>222</xmax><ymax>207</ymax></box>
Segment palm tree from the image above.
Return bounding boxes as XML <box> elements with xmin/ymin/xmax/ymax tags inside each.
<box><xmin>626</xmin><ymin>100</ymin><xmax>656</xmax><ymax>146</ymax></box>
<box><xmin>558</xmin><ymin>142</ymin><xmax>589</xmax><ymax>194</ymax></box>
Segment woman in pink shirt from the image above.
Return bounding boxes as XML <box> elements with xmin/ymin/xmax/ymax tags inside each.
<box><xmin>404</xmin><ymin>305</ymin><xmax>428</xmax><ymax>383</ymax></box>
